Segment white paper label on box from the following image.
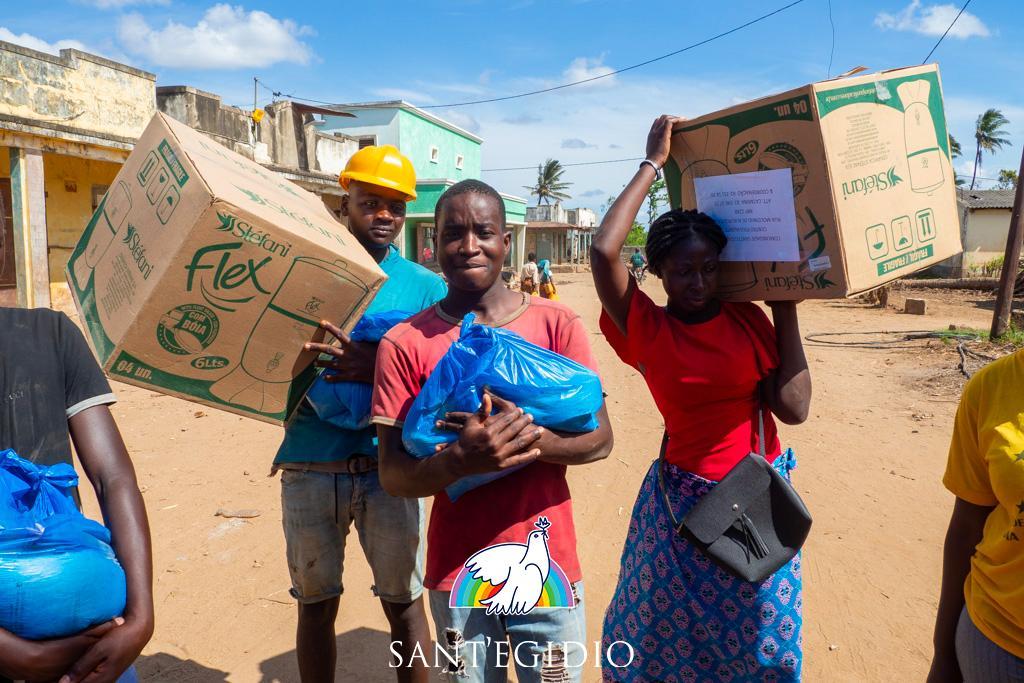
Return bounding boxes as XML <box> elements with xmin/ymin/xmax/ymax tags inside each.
<box><xmin>808</xmin><ymin>255</ymin><xmax>832</xmax><ymax>272</ymax></box>
<box><xmin>694</xmin><ymin>169</ymin><xmax>801</xmax><ymax>262</ymax></box>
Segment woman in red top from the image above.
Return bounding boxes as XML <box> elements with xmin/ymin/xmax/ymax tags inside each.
<box><xmin>592</xmin><ymin>116</ymin><xmax>811</xmax><ymax>682</ymax></box>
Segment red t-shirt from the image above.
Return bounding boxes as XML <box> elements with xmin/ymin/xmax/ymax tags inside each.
<box><xmin>599</xmin><ymin>289</ymin><xmax>781</xmax><ymax>480</ymax></box>
<box><xmin>371</xmin><ymin>294</ymin><xmax>596</xmax><ymax>591</ymax></box>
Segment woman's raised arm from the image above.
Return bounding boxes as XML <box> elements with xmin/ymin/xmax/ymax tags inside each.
<box><xmin>591</xmin><ymin>115</ymin><xmax>681</xmax><ymax>335</ymax></box>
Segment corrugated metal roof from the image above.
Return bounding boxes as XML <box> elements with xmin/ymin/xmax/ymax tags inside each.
<box><xmin>957</xmin><ymin>188</ymin><xmax>1016</xmax><ymax>209</ymax></box>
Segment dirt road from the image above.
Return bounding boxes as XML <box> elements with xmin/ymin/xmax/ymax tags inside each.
<box><xmin>77</xmin><ymin>274</ymin><xmax>999</xmax><ymax>682</ymax></box>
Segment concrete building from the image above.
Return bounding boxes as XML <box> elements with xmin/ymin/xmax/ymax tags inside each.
<box><xmin>0</xmin><ymin>45</ymin><xmax>532</xmax><ymax>310</ymax></box>
<box><xmin>155</xmin><ymin>86</ymin><xmax>356</xmax><ymax>217</ymax></box>
<box><xmin>0</xmin><ymin>41</ymin><xmax>157</xmax><ymax>309</ymax></box>
<box><xmin>318</xmin><ymin>101</ymin><xmax>528</xmax><ymax>270</ymax></box>
<box><xmin>525</xmin><ymin>203</ymin><xmax>595</xmax><ymax>265</ymax></box>
<box><xmin>956</xmin><ymin>188</ymin><xmax>1015</xmax><ymax>274</ymax></box>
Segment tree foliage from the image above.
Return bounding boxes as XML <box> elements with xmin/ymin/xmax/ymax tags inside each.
<box><xmin>970</xmin><ymin>109</ymin><xmax>1012</xmax><ymax>191</ymax></box>
<box><xmin>524</xmin><ymin>159</ymin><xmax>572</xmax><ymax>205</ymax></box>
<box><xmin>996</xmin><ymin>168</ymin><xmax>1019</xmax><ymax>190</ymax></box>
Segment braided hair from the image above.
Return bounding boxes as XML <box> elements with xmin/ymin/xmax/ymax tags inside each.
<box><xmin>645</xmin><ymin>209</ymin><xmax>728</xmax><ymax>278</ymax></box>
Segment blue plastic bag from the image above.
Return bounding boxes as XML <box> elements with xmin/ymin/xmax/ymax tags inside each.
<box><xmin>307</xmin><ymin>310</ymin><xmax>413</xmax><ymax>430</ymax></box>
<box><xmin>0</xmin><ymin>449</ymin><xmax>126</xmax><ymax>640</ymax></box>
<box><xmin>402</xmin><ymin>314</ymin><xmax>603</xmax><ymax>500</ymax></box>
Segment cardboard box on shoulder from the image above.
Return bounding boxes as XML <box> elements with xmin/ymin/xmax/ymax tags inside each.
<box><xmin>666</xmin><ymin>63</ymin><xmax>962</xmax><ymax>300</ymax></box>
<box><xmin>66</xmin><ymin>112</ymin><xmax>386</xmax><ymax>425</ymax></box>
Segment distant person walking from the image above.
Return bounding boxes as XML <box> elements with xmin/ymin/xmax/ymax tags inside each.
<box><xmin>629</xmin><ymin>248</ymin><xmax>647</xmax><ymax>283</ymax></box>
<box><xmin>538</xmin><ymin>259</ymin><xmax>558</xmax><ymax>300</ymax></box>
<box><xmin>928</xmin><ymin>350</ymin><xmax>1024</xmax><ymax>682</ymax></box>
<box><xmin>520</xmin><ymin>252</ymin><xmax>538</xmax><ymax>295</ymax></box>
<box><xmin>591</xmin><ymin>115</ymin><xmax>811</xmax><ymax>682</ymax></box>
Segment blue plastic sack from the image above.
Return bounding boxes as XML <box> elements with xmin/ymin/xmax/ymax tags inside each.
<box><xmin>307</xmin><ymin>310</ymin><xmax>413</xmax><ymax>430</ymax></box>
<box><xmin>402</xmin><ymin>314</ymin><xmax>603</xmax><ymax>500</ymax></box>
<box><xmin>0</xmin><ymin>449</ymin><xmax>126</xmax><ymax>640</ymax></box>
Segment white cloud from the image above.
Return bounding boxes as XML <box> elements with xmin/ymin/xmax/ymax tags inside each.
<box><xmin>118</xmin><ymin>4</ymin><xmax>314</xmax><ymax>69</ymax></box>
<box><xmin>875</xmin><ymin>1</ymin><xmax>990</xmax><ymax>39</ymax></box>
<box><xmin>478</xmin><ymin>73</ymin><xmax>770</xmax><ymax>212</ymax></box>
<box><xmin>437</xmin><ymin>109</ymin><xmax>481</xmax><ymax>135</ymax></box>
<box><xmin>78</xmin><ymin>0</ymin><xmax>170</xmax><ymax>8</ymax></box>
<box><xmin>562</xmin><ymin>138</ymin><xmax>596</xmax><ymax>149</ymax></box>
<box><xmin>0</xmin><ymin>27</ymin><xmax>87</xmax><ymax>55</ymax></box>
<box><xmin>562</xmin><ymin>56</ymin><xmax>616</xmax><ymax>87</ymax></box>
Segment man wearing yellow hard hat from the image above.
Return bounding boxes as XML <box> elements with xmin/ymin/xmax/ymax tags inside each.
<box><xmin>273</xmin><ymin>145</ymin><xmax>445</xmax><ymax>682</ymax></box>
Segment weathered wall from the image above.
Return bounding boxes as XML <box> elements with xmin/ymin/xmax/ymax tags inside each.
<box><xmin>963</xmin><ymin>208</ymin><xmax>1011</xmax><ymax>264</ymax></box>
<box><xmin>309</xmin><ymin>130</ymin><xmax>358</xmax><ymax>177</ymax></box>
<box><xmin>40</xmin><ymin>151</ymin><xmax>120</xmax><ymax>282</ymax></box>
<box><xmin>0</xmin><ymin>42</ymin><xmax>155</xmax><ymax>147</ymax></box>
<box><xmin>527</xmin><ymin>204</ymin><xmax>568</xmax><ymax>223</ymax></box>
<box><xmin>157</xmin><ymin>86</ymin><xmax>257</xmax><ymax>160</ymax></box>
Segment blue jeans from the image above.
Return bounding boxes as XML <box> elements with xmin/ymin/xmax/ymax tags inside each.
<box><xmin>280</xmin><ymin>468</ymin><xmax>424</xmax><ymax>604</ymax></box>
<box><xmin>956</xmin><ymin>605</ymin><xmax>1024</xmax><ymax>682</ymax></box>
<box><xmin>429</xmin><ymin>583</ymin><xmax>587</xmax><ymax>683</ymax></box>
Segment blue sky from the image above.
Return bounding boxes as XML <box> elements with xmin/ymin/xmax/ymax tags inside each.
<box><xmin>3</xmin><ymin>0</ymin><xmax>1021</xmax><ymax>213</ymax></box>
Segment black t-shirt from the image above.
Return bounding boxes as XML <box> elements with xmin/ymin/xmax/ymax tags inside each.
<box><xmin>0</xmin><ymin>308</ymin><xmax>115</xmax><ymax>466</ymax></box>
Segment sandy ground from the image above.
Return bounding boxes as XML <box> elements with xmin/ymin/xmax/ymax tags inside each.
<box><xmin>75</xmin><ymin>274</ymin><xmax>1004</xmax><ymax>682</ymax></box>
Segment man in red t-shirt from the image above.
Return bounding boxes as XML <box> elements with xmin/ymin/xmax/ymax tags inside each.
<box><xmin>371</xmin><ymin>179</ymin><xmax>613</xmax><ymax>682</ymax></box>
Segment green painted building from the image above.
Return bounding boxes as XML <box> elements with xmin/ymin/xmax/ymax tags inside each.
<box><xmin>320</xmin><ymin>101</ymin><xmax>528</xmax><ymax>270</ymax></box>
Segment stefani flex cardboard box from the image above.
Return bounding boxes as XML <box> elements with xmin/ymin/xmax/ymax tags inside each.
<box><xmin>665</xmin><ymin>64</ymin><xmax>962</xmax><ymax>300</ymax></box>
<box><xmin>66</xmin><ymin>112</ymin><xmax>385</xmax><ymax>425</ymax></box>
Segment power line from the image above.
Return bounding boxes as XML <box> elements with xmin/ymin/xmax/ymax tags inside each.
<box><xmin>255</xmin><ymin>78</ymin><xmax>336</xmax><ymax>107</ymax></box>
<box><xmin>254</xmin><ymin>0</ymin><xmax>806</xmax><ymax>111</ymax></box>
<box><xmin>421</xmin><ymin>0</ymin><xmax>806</xmax><ymax>109</ymax></box>
<box><xmin>922</xmin><ymin>0</ymin><xmax>973</xmax><ymax>64</ymax></box>
<box><xmin>483</xmin><ymin>157</ymin><xmax>644</xmax><ymax>172</ymax></box>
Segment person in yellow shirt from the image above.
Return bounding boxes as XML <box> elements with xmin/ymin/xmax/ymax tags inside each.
<box><xmin>928</xmin><ymin>350</ymin><xmax>1024</xmax><ymax>682</ymax></box>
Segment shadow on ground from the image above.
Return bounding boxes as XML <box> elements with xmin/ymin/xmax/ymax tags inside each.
<box><xmin>136</xmin><ymin>653</ymin><xmax>230</xmax><ymax>681</ymax></box>
<box><xmin>259</xmin><ymin>627</ymin><xmax>402</xmax><ymax>682</ymax></box>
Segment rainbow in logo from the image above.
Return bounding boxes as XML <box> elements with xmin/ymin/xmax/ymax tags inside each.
<box><xmin>449</xmin><ymin>561</ymin><xmax>576</xmax><ymax>610</ymax></box>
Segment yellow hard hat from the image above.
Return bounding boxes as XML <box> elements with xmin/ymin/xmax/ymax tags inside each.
<box><xmin>339</xmin><ymin>144</ymin><xmax>417</xmax><ymax>201</ymax></box>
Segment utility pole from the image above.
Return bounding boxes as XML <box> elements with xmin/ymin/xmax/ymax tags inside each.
<box><xmin>253</xmin><ymin>76</ymin><xmax>258</xmax><ymax>112</ymax></box>
<box><xmin>989</xmin><ymin>145</ymin><xmax>1024</xmax><ymax>339</ymax></box>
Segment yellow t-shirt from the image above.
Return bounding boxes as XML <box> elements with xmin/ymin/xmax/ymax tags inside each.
<box><xmin>943</xmin><ymin>349</ymin><xmax>1024</xmax><ymax>658</ymax></box>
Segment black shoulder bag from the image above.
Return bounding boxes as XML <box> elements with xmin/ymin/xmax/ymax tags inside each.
<box><xmin>656</xmin><ymin>408</ymin><xmax>812</xmax><ymax>584</ymax></box>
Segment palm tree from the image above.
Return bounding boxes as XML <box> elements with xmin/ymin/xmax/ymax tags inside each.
<box><xmin>949</xmin><ymin>134</ymin><xmax>965</xmax><ymax>186</ymax></box>
<box><xmin>969</xmin><ymin>109</ymin><xmax>1011</xmax><ymax>190</ymax></box>
<box><xmin>525</xmin><ymin>159</ymin><xmax>572</xmax><ymax>205</ymax></box>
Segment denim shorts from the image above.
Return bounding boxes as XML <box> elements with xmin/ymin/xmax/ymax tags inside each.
<box><xmin>429</xmin><ymin>582</ymin><xmax>587</xmax><ymax>683</ymax></box>
<box><xmin>956</xmin><ymin>605</ymin><xmax>1024</xmax><ymax>682</ymax></box>
<box><xmin>280</xmin><ymin>468</ymin><xmax>425</xmax><ymax>604</ymax></box>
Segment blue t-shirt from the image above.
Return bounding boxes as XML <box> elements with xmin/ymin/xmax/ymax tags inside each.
<box><xmin>274</xmin><ymin>245</ymin><xmax>447</xmax><ymax>464</ymax></box>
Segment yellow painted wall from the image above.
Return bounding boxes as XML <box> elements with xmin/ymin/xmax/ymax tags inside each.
<box><xmin>0</xmin><ymin>45</ymin><xmax>155</xmax><ymax>142</ymax></box>
<box><xmin>41</xmin><ymin>152</ymin><xmax>122</xmax><ymax>283</ymax></box>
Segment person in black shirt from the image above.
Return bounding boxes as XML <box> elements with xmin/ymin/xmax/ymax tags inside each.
<box><xmin>0</xmin><ymin>308</ymin><xmax>153</xmax><ymax>683</ymax></box>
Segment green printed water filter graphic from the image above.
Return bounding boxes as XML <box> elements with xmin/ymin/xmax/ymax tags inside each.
<box><xmin>209</xmin><ymin>257</ymin><xmax>366</xmax><ymax>414</ymax></box>
<box><xmin>73</xmin><ymin>180</ymin><xmax>132</xmax><ymax>287</ymax></box>
<box><xmin>897</xmin><ymin>80</ymin><xmax>944</xmax><ymax>193</ymax></box>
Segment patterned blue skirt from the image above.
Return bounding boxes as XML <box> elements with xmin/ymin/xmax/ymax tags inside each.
<box><xmin>602</xmin><ymin>451</ymin><xmax>803</xmax><ymax>682</ymax></box>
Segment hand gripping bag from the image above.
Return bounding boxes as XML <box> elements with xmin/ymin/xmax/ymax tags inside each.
<box><xmin>306</xmin><ymin>310</ymin><xmax>413</xmax><ymax>430</ymax></box>
<box><xmin>0</xmin><ymin>449</ymin><xmax>127</xmax><ymax>640</ymax></box>
<box><xmin>402</xmin><ymin>314</ymin><xmax>603</xmax><ymax>500</ymax></box>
